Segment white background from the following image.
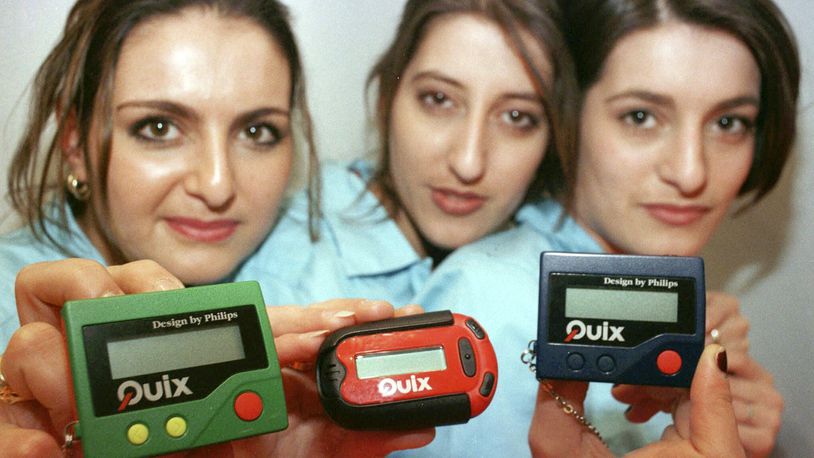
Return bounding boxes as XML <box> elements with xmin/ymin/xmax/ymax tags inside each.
<box><xmin>1</xmin><ymin>1</ymin><xmax>811</xmax><ymax>455</ymax></box>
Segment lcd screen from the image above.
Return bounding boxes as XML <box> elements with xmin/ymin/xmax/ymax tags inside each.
<box><xmin>356</xmin><ymin>347</ymin><xmax>446</xmax><ymax>379</ymax></box>
<box><xmin>107</xmin><ymin>324</ymin><xmax>245</xmax><ymax>379</ymax></box>
<box><xmin>565</xmin><ymin>287</ymin><xmax>678</xmax><ymax>323</ymax></box>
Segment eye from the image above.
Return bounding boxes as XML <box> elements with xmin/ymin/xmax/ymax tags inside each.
<box><xmin>621</xmin><ymin>110</ymin><xmax>657</xmax><ymax>129</ymax></box>
<box><xmin>713</xmin><ymin>115</ymin><xmax>753</xmax><ymax>135</ymax></box>
<box><xmin>238</xmin><ymin>123</ymin><xmax>281</xmax><ymax>147</ymax></box>
<box><xmin>419</xmin><ymin>90</ymin><xmax>454</xmax><ymax>110</ymax></box>
<box><xmin>501</xmin><ymin>109</ymin><xmax>540</xmax><ymax>130</ymax></box>
<box><xmin>132</xmin><ymin>118</ymin><xmax>180</xmax><ymax>142</ymax></box>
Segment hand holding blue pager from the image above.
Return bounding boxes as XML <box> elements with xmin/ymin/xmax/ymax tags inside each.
<box><xmin>612</xmin><ymin>291</ymin><xmax>782</xmax><ymax>457</ymax></box>
<box><xmin>530</xmin><ymin>345</ymin><xmax>746</xmax><ymax>457</ymax></box>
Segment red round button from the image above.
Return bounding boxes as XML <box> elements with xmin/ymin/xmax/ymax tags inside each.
<box><xmin>234</xmin><ymin>391</ymin><xmax>264</xmax><ymax>421</ymax></box>
<box><xmin>656</xmin><ymin>350</ymin><xmax>683</xmax><ymax>375</ymax></box>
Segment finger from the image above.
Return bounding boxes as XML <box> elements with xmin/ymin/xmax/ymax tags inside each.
<box><xmin>659</xmin><ymin>424</ymin><xmax>683</xmax><ymax>442</ymax></box>
<box><xmin>704</xmin><ymin>291</ymin><xmax>740</xmax><ymax>330</ymax></box>
<box><xmin>266</xmin><ymin>306</ymin><xmax>357</xmax><ymax>337</ymax></box>
<box><xmin>394</xmin><ymin>304</ymin><xmax>424</xmax><ymax>317</ymax></box>
<box><xmin>107</xmin><ymin>260</ymin><xmax>185</xmax><ymax>294</ymax></box>
<box><xmin>687</xmin><ymin>344</ymin><xmax>745</xmax><ymax>457</ymax></box>
<box><xmin>15</xmin><ymin>259</ymin><xmax>123</xmax><ymax>327</ymax></box>
<box><xmin>672</xmin><ymin>393</ymin><xmax>691</xmax><ymax>439</ymax></box>
<box><xmin>2</xmin><ymin>323</ymin><xmax>73</xmax><ymax>433</ymax></box>
<box><xmin>0</xmin><ymin>423</ymin><xmax>61</xmax><ymax>458</ymax></box>
<box><xmin>529</xmin><ymin>380</ymin><xmax>610</xmax><ymax>457</ymax></box>
<box><xmin>274</xmin><ymin>330</ymin><xmax>330</xmax><ymax>367</ymax></box>
<box><xmin>731</xmin><ymin>424</ymin><xmax>778</xmax><ymax>458</ymax></box>
<box><xmin>625</xmin><ymin>398</ymin><xmax>667</xmax><ymax>423</ymax></box>
<box><xmin>705</xmin><ymin>318</ymin><xmax>750</xmax><ymax>353</ymax></box>
<box><xmin>334</xmin><ymin>429</ymin><xmax>436</xmax><ymax>457</ymax></box>
<box><xmin>267</xmin><ymin>300</ymin><xmax>396</xmax><ymax>336</ymax></box>
<box><xmin>612</xmin><ymin>385</ymin><xmax>685</xmax><ymax>422</ymax></box>
<box><xmin>728</xmin><ymin>356</ymin><xmax>774</xmax><ymax>385</ymax></box>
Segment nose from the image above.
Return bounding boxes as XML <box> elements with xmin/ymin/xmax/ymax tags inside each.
<box><xmin>658</xmin><ymin>125</ymin><xmax>707</xmax><ymax>196</ymax></box>
<box><xmin>183</xmin><ymin>138</ymin><xmax>236</xmax><ymax>209</ymax></box>
<box><xmin>447</xmin><ymin>113</ymin><xmax>487</xmax><ymax>184</ymax></box>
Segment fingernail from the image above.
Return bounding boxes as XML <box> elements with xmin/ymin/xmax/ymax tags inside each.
<box><xmin>716</xmin><ymin>348</ymin><xmax>728</xmax><ymax>373</ymax></box>
<box><xmin>154</xmin><ymin>277</ymin><xmax>184</xmax><ymax>291</ymax></box>
<box><xmin>101</xmin><ymin>290</ymin><xmax>120</xmax><ymax>298</ymax></box>
<box><xmin>333</xmin><ymin>311</ymin><xmax>355</xmax><ymax>319</ymax></box>
<box><xmin>624</xmin><ymin>405</ymin><xmax>633</xmax><ymax>416</ymax></box>
<box><xmin>303</xmin><ymin>330</ymin><xmax>330</xmax><ymax>340</ymax></box>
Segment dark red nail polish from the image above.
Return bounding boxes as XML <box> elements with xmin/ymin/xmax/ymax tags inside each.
<box><xmin>716</xmin><ymin>349</ymin><xmax>728</xmax><ymax>373</ymax></box>
<box><xmin>625</xmin><ymin>405</ymin><xmax>633</xmax><ymax>415</ymax></box>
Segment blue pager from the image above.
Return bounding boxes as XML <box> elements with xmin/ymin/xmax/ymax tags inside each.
<box><xmin>535</xmin><ymin>252</ymin><xmax>705</xmax><ymax>387</ymax></box>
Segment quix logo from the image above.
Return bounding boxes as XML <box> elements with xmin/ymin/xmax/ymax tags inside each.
<box><xmin>564</xmin><ymin>319</ymin><xmax>625</xmax><ymax>342</ymax></box>
<box><xmin>377</xmin><ymin>375</ymin><xmax>432</xmax><ymax>397</ymax></box>
<box><xmin>117</xmin><ymin>375</ymin><xmax>193</xmax><ymax>411</ymax></box>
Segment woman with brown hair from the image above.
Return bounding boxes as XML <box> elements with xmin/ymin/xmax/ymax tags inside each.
<box><xmin>0</xmin><ymin>0</ymin><xmax>433</xmax><ymax>454</ymax></box>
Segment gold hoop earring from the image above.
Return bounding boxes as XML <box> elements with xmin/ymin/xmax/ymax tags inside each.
<box><xmin>66</xmin><ymin>173</ymin><xmax>90</xmax><ymax>201</ymax></box>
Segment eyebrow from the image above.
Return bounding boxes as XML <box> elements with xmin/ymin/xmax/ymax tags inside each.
<box><xmin>116</xmin><ymin>101</ymin><xmax>290</xmax><ymax>124</ymax></box>
<box><xmin>410</xmin><ymin>70</ymin><xmax>543</xmax><ymax>104</ymax></box>
<box><xmin>606</xmin><ymin>90</ymin><xmax>760</xmax><ymax>111</ymax></box>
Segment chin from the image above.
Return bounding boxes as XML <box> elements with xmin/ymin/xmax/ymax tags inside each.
<box><xmin>171</xmin><ymin>262</ymin><xmax>235</xmax><ymax>286</ymax></box>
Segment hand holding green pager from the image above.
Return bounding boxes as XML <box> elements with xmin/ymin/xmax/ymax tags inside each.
<box><xmin>0</xmin><ymin>259</ymin><xmax>433</xmax><ymax>457</ymax></box>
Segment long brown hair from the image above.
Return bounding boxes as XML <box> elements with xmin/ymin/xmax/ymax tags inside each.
<box><xmin>561</xmin><ymin>0</ymin><xmax>800</xmax><ymax>207</ymax></box>
<box><xmin>7</xmin><ymin>0</ymin><xmax>320</xmax><ymax>254</ymax></box>
<box><xmin>367</xmin><ymin>0</ymin><xmax>577</xmax><ymax>216</ymax></box>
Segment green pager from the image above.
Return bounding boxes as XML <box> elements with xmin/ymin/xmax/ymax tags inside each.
<box><xmin>62</xmin><ymin>281</ymin><xmax>288</xmax><ymax>457</ymax></box>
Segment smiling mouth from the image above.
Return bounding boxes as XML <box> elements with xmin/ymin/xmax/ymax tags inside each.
<box><xmin>165</xmin><ymin>217</ymin><xmax>239</xmax><ymax>243</ymax></box>
<box><xmin>431</xmin><ymin>188</ymin><xmax>486</xmax><ymax>216</ymax></box>
<box><xmin>644</xmin><ymin>204</ymin><xmax>710</xmax><ymax>226</ymax></box>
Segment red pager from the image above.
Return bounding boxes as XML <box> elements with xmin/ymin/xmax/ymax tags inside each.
<box><xmin>316</xmin><ymin>310</ymin><xmax>498</xmax><ymax>430</ymax></box>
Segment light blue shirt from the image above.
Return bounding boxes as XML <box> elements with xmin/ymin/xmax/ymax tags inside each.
<box><xmin>0</xmin><ymin>208</ymin><xmax>106</xmax><ymax>345</ymax></box>
<box><xmin>240</xmin><ymin>160</ymin><xmax>433</xmax><ymax>306</ymax></box>
<box><xmin>401</xmin><ymin>200</ymin><xmax>670</xmax><ymax>457</ymax></box>
<box><xmin>0</xmin><ymin>161</ymin><xmax>431</xmax><ymax>349</ymax></box>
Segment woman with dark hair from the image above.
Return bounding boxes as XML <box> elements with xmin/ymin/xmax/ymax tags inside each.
<box><xmin>415</xmin><ymin>0</ymin><xmax>799</xmax><ymax>455</ymax></box>
<box><xmin>239</xmin><ymin>0</ymin><xmax>578</xmax><ymax>307</ymax></box>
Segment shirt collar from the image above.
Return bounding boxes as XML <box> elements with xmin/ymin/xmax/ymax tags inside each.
<box><xmin>517</xmin><ymin>200</ymin><xmax>603</xmax><ymax>253</ymax></box>
<box><xmin>322</xmin><ymin>161</ymin><xmax>429</xmax><ymax>277</ymax></box>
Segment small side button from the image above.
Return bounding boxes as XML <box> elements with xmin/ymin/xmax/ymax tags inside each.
<box><xmin>479</xmin><ymin>372</ymin><xmax>495</xmax><ymax>397</ymax></box>
<box><xmin>465</xmin><ymin>319</ymin><xmax>486</xmax><ymax>339</ymax></box>
<box><xmin>458</xmin><ymin>337</ymin><xmax>477</xmax><ymax>377</ymax></box>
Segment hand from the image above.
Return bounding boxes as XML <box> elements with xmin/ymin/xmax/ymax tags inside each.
<box><xmin>612</xmin><ymin>292</ymin><xmax>781</xmax><ymax>456</ymax></box>
<box><xmin>528</xmin><ymin>379</ymin><xmax>610</xmax><ymax>458</ymax></box>
<box><xmin>2</xmin><ymin>259</ymin><xmax>186</xmax><ymax>456</ymax></box>
<box><xmin>528</xmin><ymin>345</ymin><xmax>745</xmax><ymax>457</ymax></box>
<box><xmin>627</xmin><ymin>344</ymin><xmax>745</xmax><ymax>457</ymax></box>
<box><xmin>1</xmin><ymin>259</ymin><xmax>433</xmax><ymax>456</ymax></box>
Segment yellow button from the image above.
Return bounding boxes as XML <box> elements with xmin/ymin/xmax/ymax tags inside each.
<box><xmin>165</xmin><ymin>416</ymin><xmax>187</xmax><ymax>438</ymax></box>
<box><xmin>127</xmin><ymin>423</ymin><xmax>149</xmax><ymax>445</ymax></box>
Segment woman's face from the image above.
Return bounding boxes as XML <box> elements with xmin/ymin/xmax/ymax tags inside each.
<box><xmin>74</xmin><ymin>9</ymin><xmax>293</xmax><ymax>284</ymax></box>
<box><xmin>388</xmin><ymin>13</ymin><xmax>550</xmax><ymax>254</ymax></box>
<box><xmin>574</xmin><ymin>22</ymin><xmax>760</xmax><ymax>256</ymax></box>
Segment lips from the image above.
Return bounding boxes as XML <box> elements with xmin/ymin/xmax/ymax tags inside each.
<box><xmin>431</xmin><ymin>187</ymin><xmax>486</xmax><ymax>216</ymax></box>
<box><xmin>165</xmin><ymin>217</ymin><xmax>239</xmax><ymax>243</ymax></box>
<box><xmin>643</xmin><ymin>204</ymin><xmax>709</xmax><ymax>226</ymax></box>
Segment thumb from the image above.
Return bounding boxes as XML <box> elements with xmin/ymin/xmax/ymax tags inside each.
<box><xmin>688</xmin><ymin>344</ymin><xmax>744</xmax><ymax>457</ymax></box>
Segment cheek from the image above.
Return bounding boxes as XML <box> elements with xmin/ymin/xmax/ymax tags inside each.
<box><xmin>241</xmin><ymin>159</ymin><xmax>291</xmax><ymax>219</ymax></box>
<box><xmin>496</xmin><ymin>150</ymin><xmax>545</xmax><ymax>205</ymax></box>
<box><xmin>104</xmin><ymin>155</ymin><xmax>177</xmax><ymax>228</ymax></box>
<box><xmin>712</xmin><ymin>151</ymin><xmax>754</xmax><ymax>201</ymax></box>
